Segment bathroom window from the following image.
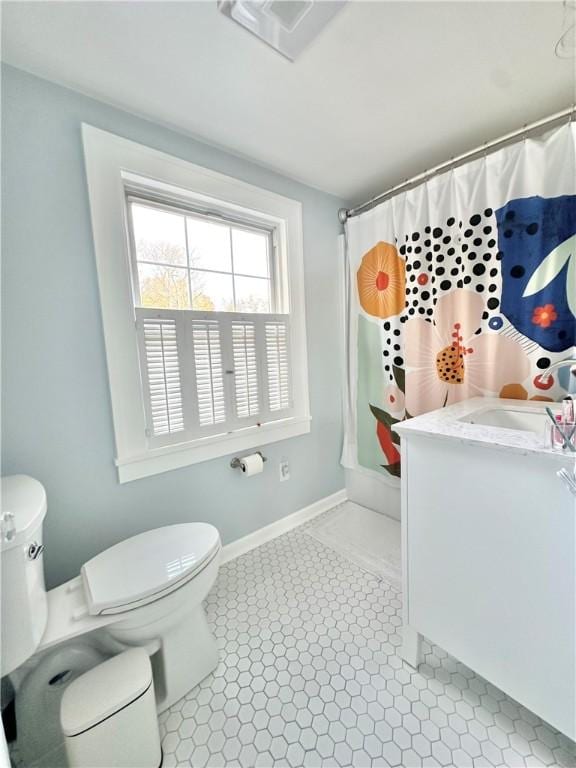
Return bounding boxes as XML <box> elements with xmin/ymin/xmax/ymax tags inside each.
<box><xmin>127</xmin><ymin>196</ymin><xmax>293</xmax><ymax>444</ymax></box>
<box><xmin>83</xmin><ymin>126</ymin><xmax>310</xmax><ymax>481</ymax></box>
<box><xmin>129</xmin><ymin>200</ymin><xmax>275</xmax><ymax>314</ymax></box>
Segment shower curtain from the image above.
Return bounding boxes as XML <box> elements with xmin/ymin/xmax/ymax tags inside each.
<box><xmin>342</xmin><ymin>121</ymin><xmax>576</xmax><ymax>480</ymax></box>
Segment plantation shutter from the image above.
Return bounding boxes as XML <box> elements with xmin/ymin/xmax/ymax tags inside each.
<box><xmin>231</xmin><ymin>320</ymin><xmax>260</xmax><ymax>420</ymax></box>
<box><xmin>190</xmin><ymin>319</ymin><xmax>227</xmax><ymax>428</ymax></box>
<box><xmin>135</xmin><ymin>309</ymin><xmax>292</xmax><ymax>446</ymax></box>
<box><xmin>265</xmin><ymin>319</ymin><xmax>291</xmax><ymax>412</ymax></box>
<box><xmin>139</xmin><ymin>317</ymin><xmax>185</xmax><ymax>439</ymax></box>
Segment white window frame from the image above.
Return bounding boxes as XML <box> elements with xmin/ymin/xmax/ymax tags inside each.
<box><xmin>82</xmin><ymin>125</ymin><xmax>310</xmax><ymax>482</ymax></box>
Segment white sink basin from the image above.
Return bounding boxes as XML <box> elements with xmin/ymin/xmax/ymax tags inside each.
<box><xmin>459</xmin><ymin>406</ymin><xmax>557</xmax><ymax>434</ymax></box>
<box><xmin>395</xmin><ymin>397</ymin><xmax>572</xmax><ymax>460</ymax></box>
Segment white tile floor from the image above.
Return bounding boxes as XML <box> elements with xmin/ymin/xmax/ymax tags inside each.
<box><xmin>158</xmin><ymin>505</ymin><xmax>576</xmax><ymax>768</ymax></box>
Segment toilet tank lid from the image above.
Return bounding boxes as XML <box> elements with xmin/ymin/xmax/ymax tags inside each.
<box><xmin>0</xmin><ymin>475</ymin><xmax>47</xmax><ymax>551</ymax></box>
<box><xmin>60</xmin><ymin>648</ymin><xmax>152</xmax><ymax>736</ymax></box>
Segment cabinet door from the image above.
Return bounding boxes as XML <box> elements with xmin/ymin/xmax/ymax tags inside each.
<box><xmin>404</xmin><ymin>435</ymin><xmax>575</xmax><ymax>739</ymax></box>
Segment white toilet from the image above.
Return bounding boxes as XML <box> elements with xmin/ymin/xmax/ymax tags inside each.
<box><xmin>1</xmin><ymin>475</ymin><xmax>221</xmax><ymax>713</ymax></box>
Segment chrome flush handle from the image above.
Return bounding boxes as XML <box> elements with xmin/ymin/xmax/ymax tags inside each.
<box><xmin>27</xmin><ymin>542</ymin><xmax>45</xmax><ymax>560</ymax></box>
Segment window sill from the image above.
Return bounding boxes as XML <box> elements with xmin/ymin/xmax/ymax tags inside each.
<box><xmin>115</xmin><ymin>416</ymin><xmax>311</xmax><ymax>483</ymax></box>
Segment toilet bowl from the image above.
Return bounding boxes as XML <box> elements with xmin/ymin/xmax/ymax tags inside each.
<box><xmin>1</xmin><ymin>475</ymin><xmax>222</xmax><ymax>713</ymax></box>
<box><xmin>103</xmin><ymin>555</ymin><xmax>220</xmax><ymax>710</ymax></box>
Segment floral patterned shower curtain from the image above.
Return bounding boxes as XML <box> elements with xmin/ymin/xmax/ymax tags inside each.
<box><xmin>342</xmin><ymin>121</ymin><xmax>576</xmax><ymax>480</ymax></box>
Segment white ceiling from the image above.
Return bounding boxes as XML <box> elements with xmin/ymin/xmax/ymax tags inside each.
<box><xmin>2</xmin><ymin>1</ymin><xmax>574</xmax><ymax>203</ymax></box>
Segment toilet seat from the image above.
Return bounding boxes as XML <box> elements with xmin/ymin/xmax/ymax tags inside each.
<box><xmin>81</xmin><ymin>523</ymin><xmax>220</xmax><ymax>616</ymax></box>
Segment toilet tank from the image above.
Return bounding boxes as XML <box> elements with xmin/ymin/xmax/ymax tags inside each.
<box><xmin>1</xmin><ymin>475</ymin><xmax>48</xmax><ymax>676</ymax></box>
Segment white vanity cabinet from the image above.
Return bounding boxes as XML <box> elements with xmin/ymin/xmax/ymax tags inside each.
<box><xmin>396</xmin><ymin>400</ymin><xmax>575</xmax><ymax>740</ymax></box>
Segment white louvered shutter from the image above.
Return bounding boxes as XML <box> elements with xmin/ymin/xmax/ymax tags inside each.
<box><xmin>231</xmin><ymin>320</ymin><xmax>260</xmax><ymax>420</ymax></box>
<box><xmin>190</xmin><ymin>319</ymin><xmax>227</xmax><ymax>428</ymax></box>
<box><xmin>265</xmin><ymin>319</ymin><xmax>291</xmax><ymax>412</ymax></box>
<box><xmin>136</xmin><ymin>309</ymin><xmax>293</xmax><ymax>446</ymax></box>
<box><xmin>140</xmin><ymin>317</ymin><xmax>185</xmax><ymax>437</ymax></box>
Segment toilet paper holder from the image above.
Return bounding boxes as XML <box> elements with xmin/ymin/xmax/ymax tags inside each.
<box><xmin>230</xmin><ymin>451</ymin><xmax>267</xmax><ymax>469</ymax></box>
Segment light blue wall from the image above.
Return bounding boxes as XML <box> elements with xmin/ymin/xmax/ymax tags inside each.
<box><xmin>2</xmin><ymin>65</ymin><xmax>346</xmax><ymax>589</ymax></box>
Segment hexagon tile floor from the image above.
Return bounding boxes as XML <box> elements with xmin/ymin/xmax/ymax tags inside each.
<box><xmin>159</xmin><ymin>506</ymin><xmax>576</xmax><ymax>768</ymax></box>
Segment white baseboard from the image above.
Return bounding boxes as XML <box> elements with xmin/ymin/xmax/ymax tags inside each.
<box><xmin>220</xmin><ymin>489</ymin><xmax>347</xmax><ymax>564</ymax></box>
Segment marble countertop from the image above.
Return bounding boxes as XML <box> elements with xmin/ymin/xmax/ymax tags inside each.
<box><xmin>394</xmin><ymin>397</ymin><xmax>576</xmax><ymax>461</ymax></box>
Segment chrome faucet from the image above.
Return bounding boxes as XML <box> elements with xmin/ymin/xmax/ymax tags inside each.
<box><xmin>540</xmin><ymin>358</ymin><xmax>576</xmax><ymax>392</ymax></box>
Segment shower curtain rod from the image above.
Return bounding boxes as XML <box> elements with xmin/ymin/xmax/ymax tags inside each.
<box><xmin>339</xmin><ymin>104</ymin><xmax>576</xmax><ymax>223</ymax></box>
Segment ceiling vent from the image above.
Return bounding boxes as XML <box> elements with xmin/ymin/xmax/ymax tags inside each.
<box><xmin>217</xmin><ymin>1</ymin><xmax>346</xmax><ymax>61</ymax></box>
